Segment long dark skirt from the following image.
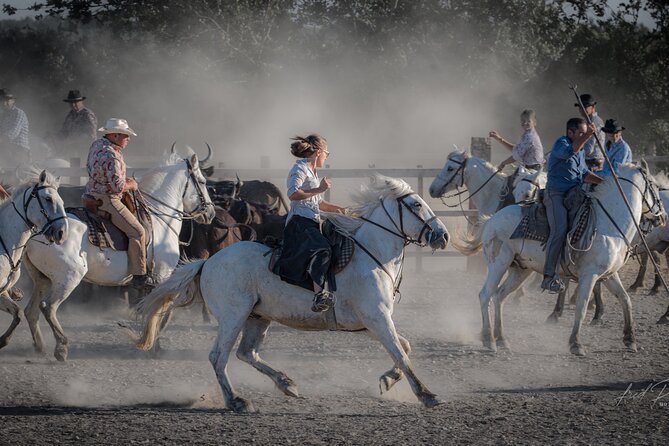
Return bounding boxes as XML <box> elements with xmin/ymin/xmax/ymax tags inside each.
<box><xmin>276</xmin><ymin>215</ymin><xmax>332</xmax><ymax>290</ymax></box>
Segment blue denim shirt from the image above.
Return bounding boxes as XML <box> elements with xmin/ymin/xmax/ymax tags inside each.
<box><xmin>599</xmin><ymin>138</ymin><xmax>632</xmax><ymax>176</ymax></box>
<box><xmin>286</xmin><ymin>158</ymin><xmax>322</xmax><ymax>223</ymax></box>
<box><xmin>546</xmin><ymin>136</ymin><xmax>588</xmax><ymax>193</ymax></box>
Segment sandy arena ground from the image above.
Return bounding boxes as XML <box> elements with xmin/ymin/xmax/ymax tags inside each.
<box><xmin>1</xmin><ymin>259</ymin><xmax>668</xmax><ymax>445</ymax></box>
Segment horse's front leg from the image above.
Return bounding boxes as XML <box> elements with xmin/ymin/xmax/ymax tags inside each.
<box><xmin>569</xmin><ymin>274</ymin><xmax>598</xmax><ymax>356</ymax></box>
<box><xmin>363</xmin><ymin>308</ymin><xmax>441</xmax><ymax>408</ymax></box>
<box><xmin>602</xmin><ymin>272</ymin><xmax>637</xmax><ymax>352</ymax></box>
<box><xmin>0</xmin><ymin>291</ymin><xmax>24</xmax><ymax>349</ymax></box>
<box><xmin>377</xmin><ymin>334</ymin><xmax>410</xmax><ymax>393</ymax></box>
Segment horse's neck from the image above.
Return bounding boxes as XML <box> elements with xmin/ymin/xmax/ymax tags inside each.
<box><xmin>595</xmin><ymin>177</ymin><xmax>642</xmax><ymax>241</ymax></box>
<box><xmin>0</xmin><ymin>200</ymin><xmax>33</xmax><ymax>269</ymax></box>
<box><xmin>138</xmin><ymin>166</ymin><xmax>186</xmax><ymax>241</ymax></box>
<box><xmin>354</xmin><ymin>205</ymin><xmax>407</xmax><ymax>269</ymax></box>
<box><xmin>464</xmin><ymin>158</ymin><xmax>505</xmax><ymax>216</ymax></box>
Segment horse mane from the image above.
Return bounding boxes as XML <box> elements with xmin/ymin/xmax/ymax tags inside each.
<box><xmin>0</xmin><ymin>168</ymin><xmax>59</xmax><ymax>205</ymax></box>
<box><xmin>324</xmin><ymin>174</ymin><xmax>413</xmax><ymax>233</ymax></box>
<box><xmin>590</xmin><ymin>163</ymin><xmax>640</xmax><ymax>200</ymax></box>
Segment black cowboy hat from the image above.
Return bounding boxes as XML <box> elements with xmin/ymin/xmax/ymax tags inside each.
<box><xmin>574</xmin><ymin>93</ymin><xmax>596</xmax><ymax>107</ymax></box>
<box><xmin>63</xmin><ymin>89</ymin><xmax>86</xmax><ymax>102</ymax></box>
<box><xmin>0</xmin><ymin>88</ymin><xmax>15</xmax><ymax>100</ymax></box>
<box><xmin>602</xmin><ymin>118</ymin><xmax>625</xmax><ymax>133</ymax></box>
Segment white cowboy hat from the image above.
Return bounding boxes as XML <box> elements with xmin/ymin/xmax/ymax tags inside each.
<box><xmin>98</xmin><ymin>118</ymin><xmax>138</xmax><ymax>137</ymax></box>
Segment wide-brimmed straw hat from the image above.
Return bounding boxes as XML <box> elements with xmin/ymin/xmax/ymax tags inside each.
<box><xmin>602</xmin><ymin>118</ymin><xmax>625</xmax><ymax>133</ymax></box>
<box><xmin>98</xmin><ymin>118</ymin><xmax>138</xmax><ymax>137</ymax></box>
<box><xmin>574</xmin><ymin>93</ymin><xmax>596</xmax><ymax>108</ymax></box>
<box><xmin>63</xmin><ymin>89</ymin><xmax>86</xmax><ymax>102</ymax></box>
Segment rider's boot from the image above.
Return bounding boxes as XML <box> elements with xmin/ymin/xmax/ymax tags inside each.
<box><xmin>131</xmin><ymin>274</ymin><xmax>156</xmax><ymax>291</ymax></box>
<box><xmin>311</xmin><ymin>290</ymin><xmax>335</xmax><ymax>313</ymax></box>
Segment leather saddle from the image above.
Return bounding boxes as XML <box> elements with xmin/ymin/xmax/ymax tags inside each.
<box><xmin>510</xmin><ymin>186</ymin><xmax>591</xmax><ymax>245</ymax></box>
<box><xmin>67</xmin><ymin>191</ymin><xmax>152</xmax><ymax>251</ymax></box>
<box><xmin>267</xmin><ymin>220</ymin><xmax>355</xmax><ymax>292</ymax></box>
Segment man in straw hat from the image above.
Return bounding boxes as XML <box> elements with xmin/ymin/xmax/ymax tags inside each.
<box><xmin>59</xmin><ymin>89</ymin><xmax>98</xmax><ymax>150</ymax></box>
<box><xmin>599</xmin><ymin>118</ymin><xmax>632</xmax><ymax>176</ymax></box>
<box><xmin>0</xmin><ymin>88</ymin><xmax>30</xmax><ymax>166</ymax></box>
<box><xmin>85</xmin><ymin>118</ymin><xmax>154</xmax><ymax>290</ymax></box>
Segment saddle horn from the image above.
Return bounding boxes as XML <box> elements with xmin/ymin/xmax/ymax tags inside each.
<box><xmin>202</xmin><ymin>143</ymin><xmax>213</xmax><ymax>163</ymax></box>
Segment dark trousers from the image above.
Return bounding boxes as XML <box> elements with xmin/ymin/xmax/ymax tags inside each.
<box><xmin>277</xmin><ymin>215</ymin><xmax>332</xmax><ymax>289</ymax></box>
<box><xmin>543</xmin><ymin>189</ymin><xmax>568</xmax><ymax>278</ymax></box>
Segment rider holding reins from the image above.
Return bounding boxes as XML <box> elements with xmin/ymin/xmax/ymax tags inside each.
<box><xmin>275</xmin><ymin>134</ymin><xmax>346</xmax><ymax>313</ymax></box>
<box><xmin>85</xmin><ymin>118</ymin><xmax>154</xmax><ymax>290</ymax></box>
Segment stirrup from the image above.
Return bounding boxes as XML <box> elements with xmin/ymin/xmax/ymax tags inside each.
<box><xmin>541</xmin><ymin>277</ymin><xmax>565</xmax><ymax>294</ymax></box>
<box><xmin>311</xmin><ymin>290</ymin><xmax>335</xmax><ymax>313</ymax></box>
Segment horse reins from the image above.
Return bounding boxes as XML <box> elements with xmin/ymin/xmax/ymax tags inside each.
<box><xmin>0</xmin><ymin>183</ymin><xmax>67</xmax><ymax>294</ymax></box>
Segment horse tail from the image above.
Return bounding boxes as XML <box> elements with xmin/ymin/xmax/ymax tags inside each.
<box><xmin>135</xmin><ymin>259</ymin><xmax>207</xmax><ymax>351</ymax></box>
<box><xmin>450</xmin><ymin>215</ymin><xmax>490</xmax><ymax>256</ymax></box>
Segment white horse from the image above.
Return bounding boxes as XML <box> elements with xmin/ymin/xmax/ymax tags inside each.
<box><xmin>130</xmin><ymin>175</ymin><xmax>449</xmax><ymax>412</ymax></box>
<box><xmin>22</xmin><ymin>153</ymin><xmax>215</xmax><ymax>361</ymax></box>
<box><xmin>512</xmin><ymin>166</ymin><xmax>546</xmax><ymax>203</ymax></box>
<box><xmin>451</xmin><ymin>164</ymin><xmax>665</xmax><ymax>356</ymax></box>
<box><xmin>428</xmin><ymin>150</ymin><xmax>548</xmax><ymax>218</ymax></box>
<box><xmin>0</xmin><ymin>170</ymin><xmax>69</xmax><ymax>349</ymax></box>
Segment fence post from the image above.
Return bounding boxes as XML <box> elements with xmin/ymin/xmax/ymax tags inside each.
<box><xmin>466</xmin><ymin>137</ymin><xmax>491</xmax><ymax>273</ymax></box>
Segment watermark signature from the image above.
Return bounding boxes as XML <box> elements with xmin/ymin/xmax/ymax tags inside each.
<box><xmin>614</xmin><ymin>379</ymin><xmax>669</xmax><ymax>409</ymax></box>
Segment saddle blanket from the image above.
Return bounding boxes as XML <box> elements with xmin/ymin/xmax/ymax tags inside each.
<box><xmin>510</xmin><ymin>186</ymin><xmax>593</xmax><ymax>246</ymax></box>
<box><xmin>267</xmin><ymin>220</ymin><xmax>355</xmax><ymax>292</ymax></box>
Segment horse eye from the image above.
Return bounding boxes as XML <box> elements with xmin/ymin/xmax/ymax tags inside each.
<box><xmin>45</xmin><ymin>196</ymin><xmax>53</xmax><ymax>203</ymax></box>
<box><xmin>413</xmin><ymin>202</ymin><xmax>422</xmax><ymax>209</ymax></box>
<box><xmin>447</xmin><ymin>167</ymin><xmax>453</xmax><ymax>172</ymax></box>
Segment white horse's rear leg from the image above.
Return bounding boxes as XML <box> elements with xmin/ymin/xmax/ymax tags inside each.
<box><xmin>568</xmin><ymin>274</ymin><xmax>598</xmax><ymax>356</ymax></box>
<box><xmin>236</xmin><ymin>317</ymin><xmax>299</xmax><ymax>398</ymax></box>
<box><xmin>0</xmin><ymin>292</ymin><xmax>24</xmax><ymax>349</ymax></box>
<box><xmin>479</xmin><ymin>243</ymin><xmax>514</xmax><ymax>352</ymax></box>
<box><xmin>602</xmin><ymin>272</ymin><xmax>637</xmax><ymax>352</ymax></box>
<box><xmin>493</xmin><ymin>266</ymin><xmax>533</xmax><ymax>350</ymax></box>
<box><xmin>378</xmin><ymin>334</ymin><xmax>410</xmax><ymax>393</ymax></box>
<box><xmin>364</xmin><ymin>311</ymin><xmax>440</xmax><ymax>408</ymax></box>
<box><xmin>207</xmin><ymin>294</ymin><xmax>257</xmax><ymax>413</ymax></box>
<box><xmin>23</xmin><ymin>255</ymin><xmax>49</xmax><ymax>354</ymax></box>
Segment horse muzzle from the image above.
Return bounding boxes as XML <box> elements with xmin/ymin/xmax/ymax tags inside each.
<box><xmin>44</xmin><ymin>218</ymin><xmax>69</xmax><ymax>245</ymax></box>
<box><xmin>428</xmin><ymin>227</ymin><xmax>449</xmax><ymax>250</ymax></box>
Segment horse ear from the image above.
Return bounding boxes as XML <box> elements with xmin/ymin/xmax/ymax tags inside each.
<box><xmin>641</xmin><ymin>158</ymin><xmax>650</xmax><ymax>172</ymax></box>
<box><xmin>39</xmin><ymin>170</ymin><xmax>47</xmax><ymax>184</ymax></box>
<box><xmin>190</xmin><ymin>154</ymin><xmax>199</xmax><ymax>169</ymax></box>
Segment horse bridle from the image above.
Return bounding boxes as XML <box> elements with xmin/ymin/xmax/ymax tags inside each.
<box><xmin>360</xmin><ymin>193</ymin><xmax>438</xmax><ymax>247</ymax></box>
<box><xmin>141</xmin><ymin>158</ymin><xmax>213</xmax><ymax>221</ymax></box>
<box><xmin>519</xmin><ymin>176</ymin><xmax>542</xmax><ymax>201</ymax></box>
<box><xmin>0</xmin><ymin>183</ymin><xmax>67</xmax><ymax>293</ymax></box>
<box><xmin>12</xmin><ymin>184</ymin><xmax>67</xmax><ymax>235</ymax></box>
<box><xmin>619</xmin><ymin>167</ymin><xmax>665</xmax><ymax>225</ymax></box>
<box><xmin>435</xmin><ymin>156</ymin><xmax>468</xmax><ymax>197</ymax></box>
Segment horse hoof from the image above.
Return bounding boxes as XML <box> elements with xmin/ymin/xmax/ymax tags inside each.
<box><xmin>545</xmin><ymin>314</ymin><xmax>559</xmax><ymax>324</ymax></box>
<box><xmin>625</xmin><ymin>342</ymin><xmax>638</xmax><ymax>353</ymax></box>
<box><xmin>229</xmin><ymin>396</ymin><xmax>256</xmax><ymax>413</ymax></box>
<box><xmin>657</xmin><ymin>316</ymin><xmax>669</xmax><ymax>325</ymax></box>
<box><xmin>482</xmin><ymin>339</ymin><xmax>497</xmax><ymax>352</ymax></box>
<box><xmin>589</xmin><ymin>318</ymin><xmax>603</xmax><ymax>326</ymax></box>
<box><xmin>649</xmin><ymin>289</ymin><xmax>659</xmax><ymax>296</ymax></box>
<box><xmin>54</xmin><ymin>346</ymin><xmax>68</xmax><ymax>362</ymax></box>
<box><xmin>421</xmin><ymin>394</ymin><xmax>444</xmax><ymax>409</ymax></box>
<box><xmin>496</xmin><ymin>339</ymin><xmax>511</xmax><ymax>351</ymax></box>
<box><xmin>570</xmin><ymin>344</ymin><xmax>586</xmax><ymax>357</ymax></box>
<box><xmin>0</xmin><ymin>337</ymin><xmax>8</xmax><ymax>349</ymax></box>
<box><xmin>277</xmin><ymin>376</ymin><xmax>300</xmax><ymax>398</ymax></box>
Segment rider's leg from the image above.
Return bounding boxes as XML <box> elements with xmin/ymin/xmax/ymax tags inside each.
<box><xmin>542</xmin><ymin>189</ymin><xmax>568</xmax><ymax>293</ymax></box>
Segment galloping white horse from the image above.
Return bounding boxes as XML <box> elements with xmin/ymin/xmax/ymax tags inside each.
<box><xmin>451</xmin><ymin>164</ymin><xmax>665</xmax><ymax>356</ymax></box>
<box><xmin>0</xmin><ymin>170</ymin><xmax>69</xmax><ymax>349</ymax></box>
<box><xmin>22</xmin><ymin>153</ymin><xmax>215</xmax><ymax>361</ymax></box>
<box><xmin>131</xmin><ymin>175</ymin><xmax>449</xmax><ymax>412</ymax></box>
